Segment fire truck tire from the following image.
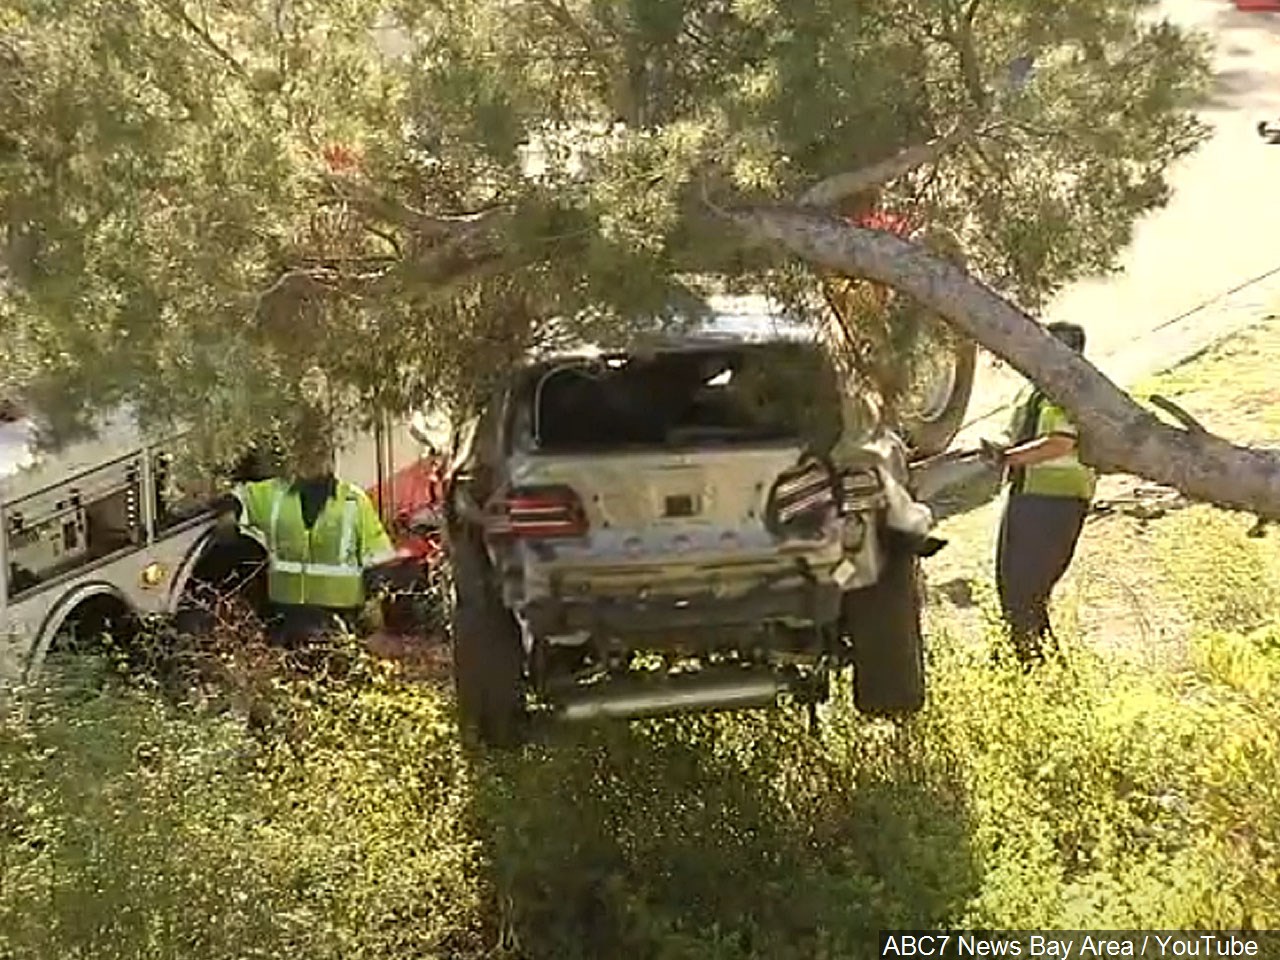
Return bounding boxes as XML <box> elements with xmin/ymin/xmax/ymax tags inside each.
<box><xmin>449</xmin><ymin>537</ymin><xmax>527</xmax><ymax>748</ymax></box>
<box><xmin>49</xmin><ymin>594</ymin><xmax>142</xmax><ymax>676</ymax></box>
<box><xmin>176</xmin><ymin>536</ymin><xmax>270</xmax><ymax>632</ymax></box>
<box><xmin>843</xmin><ymin>544</ymin><xmax>926</xmax><ymax>717</ymax></box>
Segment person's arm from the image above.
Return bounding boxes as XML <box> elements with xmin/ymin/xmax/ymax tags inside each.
<box><xmin>1002</xmin><ymin>433</ymin><xmax>1076</xmax><ymax>467</ymax></box>
<box><xmin>997</xmin><ymin>389</ymin><xmax>1030</xmax><ymax>447</ymax></box>
<box><xmin>355</xmin><ymin>490</ymin><xmax>401</xmax><ymax>568</ymax></box>
<box><xmin>1001</xmin><ymin>402</ymin><xmax>1079</xmax><ymax>467</ymax></box>
<box><xmin>979</xmin><ymin>389</ymin><xmax>1034</xmax><ymax>466</ymax></box>
<box><xmin>212</xmin><ymin>489</ymin><xmax>247</xmax><ymax>540</ymax></box>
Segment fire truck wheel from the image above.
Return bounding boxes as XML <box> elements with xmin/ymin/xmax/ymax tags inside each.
<box><xmin>176</xmin><ymin>535</ymin><xmax>270</xmax><ymax>634</ymax></box>
<box><xmin>50</xmin><ymin>594</ymin><xmax>142</xmax><ymax>675</ymax></box>
<box><xmin>449</xmin><ymin>538</ymin><xmax>527</xmax><ymax>748</ymax></box>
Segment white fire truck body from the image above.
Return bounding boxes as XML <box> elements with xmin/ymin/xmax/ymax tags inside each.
<box><xmin>0</xmin><ymin>411</ymin><xmax>432</xmax><ymax>683</ymax></box>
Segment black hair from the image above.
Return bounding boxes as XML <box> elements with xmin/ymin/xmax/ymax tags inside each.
<box><xmin>1046</xmin><ymin>321</ymin><xmax>1086</xmax><ymax>353</ymax></box>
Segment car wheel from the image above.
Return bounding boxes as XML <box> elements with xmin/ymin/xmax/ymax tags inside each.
<box><xmin>842</xmin><ymin>542</ymin><xmax>926</xmax><ymax>717</ymax></box>
<box><xmin>449</xmin><ymin>536</ymin><xmax>527</xmax><ymax>748</ymax></box>
<box><xmin>896</xmin><ymin>328</ymin><xmax>978</xmax><ymax>459</ymax></box>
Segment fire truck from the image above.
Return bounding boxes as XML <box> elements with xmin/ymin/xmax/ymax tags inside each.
<box><xmin>0</xmin><ymin>404</ymin><xmax>444</xmax><ymax>684</ymax></box>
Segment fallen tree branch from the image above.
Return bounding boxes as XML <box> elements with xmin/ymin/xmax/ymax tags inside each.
<box><xmin>723</xmin><ymin>202</ymin><xmax>1280</xmax><ymax>520</ymax></box>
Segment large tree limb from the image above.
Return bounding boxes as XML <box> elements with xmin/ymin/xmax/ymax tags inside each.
<box><xmin>724</xmin><ymin>204</ymin><xmax>1280</xmax><ymax>520</ymax></box>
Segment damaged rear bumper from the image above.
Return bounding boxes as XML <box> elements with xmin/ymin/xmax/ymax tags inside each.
<box><xmin>523</xmin><ymin>579</ymin><xmax>842</xmax><ymax>637</ymax></box>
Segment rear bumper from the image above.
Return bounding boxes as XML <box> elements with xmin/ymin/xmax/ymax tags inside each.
<box><xmin>523</xmin><ymin>580</ymin><xmax>842</xmax><ymax>637</ymax></box>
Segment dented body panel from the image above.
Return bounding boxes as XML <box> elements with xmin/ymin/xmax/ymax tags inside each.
<box><xmin>447</xmin><ymin>309</ymin><xmax>937</xmax><ymax>730</ymax></box>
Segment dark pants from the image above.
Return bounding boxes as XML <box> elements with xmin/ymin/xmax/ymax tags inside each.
<box><xmin>996</xmin><ymin>493</ymin><xmax>1089</xmax><ymax>662</ymax></box>
<box><xmin>264</xmin><ymin>564</ymin><xmax>427</xmax><ymax>646</ymax></box>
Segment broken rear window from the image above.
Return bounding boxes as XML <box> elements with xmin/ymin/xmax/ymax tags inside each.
<box><xmin>520</xmin><ymin>343</ymin><xmax>843</xmax><ymax>453</ymax></box>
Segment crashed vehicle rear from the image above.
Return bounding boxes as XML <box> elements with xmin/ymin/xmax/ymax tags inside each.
<box><xmin>444</xmin><ymin>331</ymin><xmax>941</xmax><ymax>745</ymax></box>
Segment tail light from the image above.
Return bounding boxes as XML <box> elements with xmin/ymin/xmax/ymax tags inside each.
<box><xmin>838</xmin><ymin>467</ymin><xmax>884</xmax><ymax>513</ymax></box>
<box><xmin>486</xmin><ymin>485</ymin><xmax>589</xmax><ymax>540</ymax></box>
<box><xmin>767</xmin><ymin>459</ymin><xmax>836</xmax><ymax>534</ymax></box>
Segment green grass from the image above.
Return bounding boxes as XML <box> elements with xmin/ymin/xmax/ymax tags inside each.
<box><xmin>1136</xmin><ymin>315</ymin><xmax>1280</xmax><ymax>443</ymax></box>
<box><xmin>1153</xmin><ymin>508</ymin><xmax>1280</xmax><ymax>635</ymax></box>
<box><xmin>0</xmin><ymin>652</ymin><xmax>485</xmax><ymax>960</ymax></box>
<box><xmin>2</xmin><ymin>604</ymin><xmax>1278</xmax><ymax>959</ymax></box>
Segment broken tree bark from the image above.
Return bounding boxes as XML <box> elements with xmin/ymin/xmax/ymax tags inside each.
<box><xmin>727</xmin><ymin>204</ymin><xmax>1280</xmax><ymax>520</ymax></box>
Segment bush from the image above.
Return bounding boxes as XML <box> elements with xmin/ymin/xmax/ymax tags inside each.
<box><xmin>1</xmin><ymin>612</ymin><xmax>1278</xmax><ymax>957</ymax></box>
<box><xmin>0</xmin><ymin>639</ymin><xmax>487</xmax><ymax>960</ymax></box>
<box><xmin>1155</xmin><ymin>508</ymin><xmax>1280</xmax><ymax>633</ymax></box>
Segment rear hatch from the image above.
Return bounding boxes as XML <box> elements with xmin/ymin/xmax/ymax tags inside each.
<box><xmin>492</xmin><ymin>341</ymin><xmax>847</xmax><ymax>584</ymax></box>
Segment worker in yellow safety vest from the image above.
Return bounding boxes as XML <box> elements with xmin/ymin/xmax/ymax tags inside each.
<box><xmin>982</xmin><ymin>322</ymin><xmax>1097</xmax><ymax>665</ymax></box>
<box><xmin>218</xmin><ymin>420</ymin><xmax>405</xmax><ymax>646</ymax></box>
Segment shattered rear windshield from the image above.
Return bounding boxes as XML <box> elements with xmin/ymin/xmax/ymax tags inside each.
<box><xmin>520</xmin><ymin>343</ymin><xmax>843</xmax><ymax>453</ymax></box>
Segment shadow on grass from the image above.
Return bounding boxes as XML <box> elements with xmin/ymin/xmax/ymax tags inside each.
<box><xmin>467</xmin><ymin>712</ymin><xmax>980</xmax><ymax>960</ymax></box>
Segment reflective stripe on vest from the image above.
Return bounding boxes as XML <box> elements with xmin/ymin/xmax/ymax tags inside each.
<box><xmin>263</xmin><ymin>484</ymin><xmax>365</xmax><ymax>608</ymax></box>
<box><xmin>339</xmin><ymin>499</ymin><xmax>357</xmax><ymax>566</ymax></box>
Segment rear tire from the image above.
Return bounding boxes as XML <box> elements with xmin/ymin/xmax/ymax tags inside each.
<box><xmin>843</xmin><ymin>540</ymin><xmax>926</xmax><ymax>717</ymax></box>
<box><xmin>449</xmin><ymin>535</ymin><xmax>527</xmax><ymax>748</ymax></box>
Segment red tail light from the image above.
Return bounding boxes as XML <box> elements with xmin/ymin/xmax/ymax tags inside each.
<box><xmin>487</xmin><ymin>485</ymin><xmax>589</xmax><ymax>540</ymax></box>
<box><xmin>767</xmin><ymin>460</ymin><xmax>836</xmax><ymax>534</ymax></box>
<box><xmin>837</xmin><ymin>467</ymin><xmax>884</xmax><ymax>513</ymax></box>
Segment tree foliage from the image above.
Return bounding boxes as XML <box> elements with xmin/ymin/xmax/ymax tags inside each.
<box><xmin>0</xmin><ymin>0</ymin><xmax>1209</xmax><ymax>459</ymax></box>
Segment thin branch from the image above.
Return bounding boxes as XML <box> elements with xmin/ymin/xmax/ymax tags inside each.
<box><xmin>536</xmin><ymin>0</ymin><xmax>607</xmax><ymax>62</ymax></box>
<box><xmin>324</xmin><ymin>174</ymin><xmax>512</xmax><ymax>240</ymax></box>
<box><xmin>363</xmin><ymin>223</ymin><xmax>403</xmax><ymax>257</ymax></box>
<box><xmin>951</xmin><ymin>0</ymin><xmax>987</xmax><ymax>110</ymax></box>
<box><xmin>295</xmin><ymin>255</ymin><xmax>400</xmax><ymax>268</ymax></box>
<box><xmin>1149</xmin><ymin>395</ymin><xmax>1210</xmax><ymax>435</ymax></box>
<box><xmin>800</xmin><ymin>121</ymin><xmax>972</xmax><ymax>208</ymax></box>
<box><xmin>160</xmin><ymin>2</ymin><xmax>248</xmax><ymax>79</ymax></box>
<box><xmin>255</xmin><ymin>267</ymin><xmax>335</xmax><ymax>305</ymax></box>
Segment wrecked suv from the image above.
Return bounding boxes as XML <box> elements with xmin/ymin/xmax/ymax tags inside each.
<box><xmin>444</xmin><ymin>328</ymin><xmax>939</xmax><ymax>745</ymax></box>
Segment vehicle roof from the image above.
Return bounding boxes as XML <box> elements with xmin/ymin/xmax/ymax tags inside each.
<box><xmin>691</xmin><ymin>295</ymin><xmax>819</xmax><ymax>342</ymax></box>
<box><xmin>527</xmin><ymin>295</ymin><xmax>821</xmax><ymax>366</ymax></box>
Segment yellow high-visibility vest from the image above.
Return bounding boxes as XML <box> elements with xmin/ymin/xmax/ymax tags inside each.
<box><xmin>234</xmin><ymin>478</ymin><xmax>396</xmax><ymax>609</ymax></box>
<box><xmin>1005</xmin><ymin>391</ymin><xmax>1096</xmax><ymax>502</ymax></box>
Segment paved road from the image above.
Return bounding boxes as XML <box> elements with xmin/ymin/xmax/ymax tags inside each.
<box><xmin>953</xmin><ymin>0</ymin><xmax>1280</xmax><ymax>449</ymax></box>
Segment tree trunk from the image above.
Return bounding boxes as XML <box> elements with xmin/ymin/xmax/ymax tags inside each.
<box><xmin>728</xmin><ymin>204</ymin><xmax>1280</xmax><ymax>521</ymax></box>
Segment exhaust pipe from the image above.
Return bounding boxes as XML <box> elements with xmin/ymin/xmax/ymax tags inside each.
<box><xmin>555</xmin><ymin>670</ymin><xmax>793</xmax><ymax>722</ymax></box>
